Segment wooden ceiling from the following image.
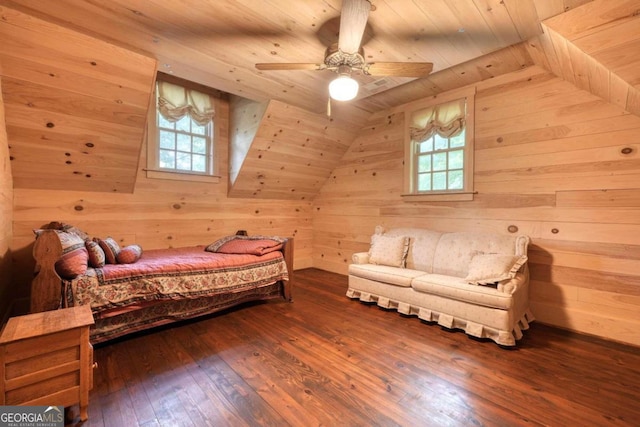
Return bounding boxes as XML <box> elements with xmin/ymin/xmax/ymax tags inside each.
<box><xmin>4</xmin><ymin>0</ymin><xmax>640</xmax><ymax>197</ymax></box>
<box><xmin>0</xmin><ymin>0</ymin><xmax>577</xmax><ymax>115</ymax></box>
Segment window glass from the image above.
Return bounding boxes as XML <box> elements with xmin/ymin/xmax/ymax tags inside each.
<box><xmin>405</xmin><ymin>93</ymin><xmax>474</xmax><ymax>200</ymax></box>
<box><xmin>151</xmin><ymin>80</ymin><xmax>215</xmax><ymax>177</ymax></box>
<box><xmin>155</xmin><ymin>110</ymin><xmax>213</xmax><ymax>175</ymax></box>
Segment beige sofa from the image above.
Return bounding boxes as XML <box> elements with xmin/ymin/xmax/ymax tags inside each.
<box><xmin>347</xmin><ymin>226</ymin><xmax>535</xmax><ymax>346</ymax></box>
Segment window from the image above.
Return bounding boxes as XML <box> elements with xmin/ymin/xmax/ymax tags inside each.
<box><xmin>415</xmin><ymin>131</ymin><xmax>466</xmax><ymax>192</ymax></box>
<box><xmin>147</xmin><ymin>77</ymin><xmax>219</xmax><ymax>183</ymax></box>
<box><xmin>403</xmin><ymin>88</ymin><xmax>475</xmax><ymax>201</ymax></box>
<box><xmin>157</xmin><ymin>113</ymin><xmax>211</xmax><ymax>174</ymax></box>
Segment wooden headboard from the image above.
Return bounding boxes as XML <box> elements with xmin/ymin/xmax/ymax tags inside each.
<box><xmin>31</xmin><ymin>230</ymin><xmax>64</xmax><ymax>313</ymax></box>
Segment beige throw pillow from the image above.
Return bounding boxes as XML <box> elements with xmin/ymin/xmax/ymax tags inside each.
<box><xmin>369</xmin><ymin>234</ymin><xmax>410</xmax><ymax>268</ymax></box>
<box><xmin>466</xmin><ymin>254</ymin><xmax>528</xmax><ymax>285</ymax></box>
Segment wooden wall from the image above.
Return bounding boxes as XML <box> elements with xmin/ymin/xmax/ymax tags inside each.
<box><xmin>313</xmin><ymin>65</ymin><xmax>640</xmax><ymax>347</ymax></box>
<box><xmin>0</xmin><ymin>76</ymin><xmax>14</xmax><ymax>321</ymax></box>
<box><xmin>10</xmin><ymin>96</ymin><xmax>313</xmax><ymax>305</ymax></box>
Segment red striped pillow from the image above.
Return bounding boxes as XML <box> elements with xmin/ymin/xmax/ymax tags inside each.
<box><xmin>85</xmin><ymin>240</ymin><xmax>106</xmax><ymax>268</ymax></box>
<box><xmin>53</xmin><ymin>231</ymin><xmax>89</xmax><ymax>279</ymax></box>
<box><xmin>116</xmin><ymin>244</ymin><xmax>143</xmax><ymax>264</ymax></box>
<box><xmin>96</xmin><ymin>237</ymin><xmax>121</xmax><ymax>264</ymax></box>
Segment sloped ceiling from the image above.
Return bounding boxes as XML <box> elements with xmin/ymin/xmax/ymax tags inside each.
<box><xmin>528</xmin><ymin>0</ymin><xmax>640</xmax><ymax>116</ymax></box>
<box><xmin>229</xmin><ymin>98</ymin><xmax>364</xmax><ymax>200</ymax></box>
<box><xmin>0</xmin><ymin>6</ymin><xmax>157</xmax><ymax>193</ymax></box>
<box><xmin>6</xmin><ymin>0</ymin><xmax>640</xmax><ymax>199</ymax></box>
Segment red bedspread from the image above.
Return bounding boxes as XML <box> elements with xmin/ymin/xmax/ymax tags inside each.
<box><xmin>96</xmin><ymin>245</ymin><xmax>283</xmax><ymax>282</ymax></box>
<box><xmin>63</xmin><ymin>245</ymin><xmax>289</xmax><ymax>320</ymax></box>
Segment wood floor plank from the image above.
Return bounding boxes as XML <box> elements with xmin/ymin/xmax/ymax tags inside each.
<box><xmin>78</xmin><ymin>268</ymin><xmax>640</xmax><ymax>426</ymax></box>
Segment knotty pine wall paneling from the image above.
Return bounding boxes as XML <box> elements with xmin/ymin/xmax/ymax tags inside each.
<box><xmin>0</xmin><ymin>76</ymin><xmax>14</xmax><ymax>322</ymax></box>
<box><xmin>313</xmin><ymin>65</ymin><xmax>640</xmax><ymax>347</ymax></box>
<box><xmin>11</xmin><ymin>96</ymin><xmax>313</xmax><ymax>305</ymax></box>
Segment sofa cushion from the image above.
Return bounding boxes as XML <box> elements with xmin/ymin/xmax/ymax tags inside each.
<box><xmin>411</xmin><ymin>274</ymin><xmax>513</xmax><ymax>309</ymax></box>
<box><xmin>432</xmin><ymin>232</ymin><xmax>525</xmax><ymax>278</ymax></box>
<box><xmin>369</xmin><ymin>234</ymin><xmax>409</xmax><ymax>268</ymax></box>
<box><xmin>381</xmin><ymin>227</ymin><xmax>442</xmax><ymax>272</ymax></box>
<box><xmin>349</xmin><ymin>264</ymin><xmax>426</xmax><ymax>287</ymax></box>
<box><xmin>466</xmin><ymin>254</ymin><xmax>528</xmax><ymax>285</ymax></box>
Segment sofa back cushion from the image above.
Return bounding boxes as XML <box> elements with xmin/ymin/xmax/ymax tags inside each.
<box><xmin>382</xmin><ymin>227</ymin><xmax>442</xmax><ymax>272</ymax></box>
<box><xmin>432</xmin><ymin>232</ymin><xmax>530</xmax><ymax>278</ymax></box>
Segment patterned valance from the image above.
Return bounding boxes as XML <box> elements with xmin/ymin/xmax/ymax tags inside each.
<box><xmin>409</xmin><ymin>97</ymin><xmax>466</xmax><ymax>142</ymax></box>
<box><xmin>157</xmin><ymin>81</ymin><xmax>215</xmax><ymax>126</ymax></box>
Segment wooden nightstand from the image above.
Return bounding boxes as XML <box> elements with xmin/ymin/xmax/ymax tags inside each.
<box><xmin>0</xmin><ymin>305</ymin><xmax>95</xmax><ymax>421</ymax></box>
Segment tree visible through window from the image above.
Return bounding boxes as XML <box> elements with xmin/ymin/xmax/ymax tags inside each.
<box><xmin>415</xmin><ymin>130</ymin><xmax>466</xmax><ymax>192</ymax></box>
<box><xmin>157</xmin><ymin>112</ymin><xmax>211</xmax><ymax>174</ymax></box>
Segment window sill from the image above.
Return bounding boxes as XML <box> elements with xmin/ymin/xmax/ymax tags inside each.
<box><xmin>401</xmin><ymin>192</ymin><xmax>474</xmax><ymax>202</ymax></box>
<box><xmin>145</xmin><ymin>169</ymin><xmax>221</xmax><ymax>184</ymax></box>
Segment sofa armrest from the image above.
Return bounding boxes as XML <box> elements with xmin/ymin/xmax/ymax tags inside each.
<box><xmin>352</xmin><ymin>252</ymin><xmax>370</xmax><ymax>264</ymax></box>
<box><xmin>498</xmin><ymin>271</ymin><xmax>527</xmax><ymax>294</ymax></box>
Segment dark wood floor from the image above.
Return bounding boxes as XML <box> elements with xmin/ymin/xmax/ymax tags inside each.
<box><xmin>73</xmin><ymin>268</ymin><xmax>640</xmax><ymax>427</ymax></box>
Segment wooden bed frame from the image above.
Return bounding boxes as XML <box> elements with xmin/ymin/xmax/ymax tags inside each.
<box><xmin>30</xmin><ymin>230</ymin><xmax>294</xmax><ymax>314</ymax></box>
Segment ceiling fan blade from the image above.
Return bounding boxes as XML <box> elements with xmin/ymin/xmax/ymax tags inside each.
<box><xmin>255</xmin><ymin>63</ymin><xmax>324</xmax><ymax>71</ymax></box>
<box><xmin>365</xmin><ymin>62</ymin><xmax>434</xmax><ymax>77</ymax></box>
<box><xmin>338</xmin><ymin>0</ymin><xmax>371</xmax><ymax>54</ymax></box>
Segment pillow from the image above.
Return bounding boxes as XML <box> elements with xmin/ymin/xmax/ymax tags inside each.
<box><xmin>58</xmin><ymin>222</ymin><xmax>90</xmax><ymax>241</ymax></box>
<box><xmin>85</xmin><ymin>240</ymin><xmax>106</xmax><ymax>268</ymax></box>
<box><xmin>205</xmin><ymin>235</ymin><xmax>286</xmax><ymax>253</ymax></box>
<box><xmin>368</xmin><ymin>234</ymin><xmax>410</xmax><ymax>268</ymax></box>
<box><xmin>53</xmin><ymin>231</ymin><xmax>89</xmax><ymax>279</ymax></box>
<box><xmin>117</xmin><ymin>244</ymin><xmax>143</xmax><ymax>264</ymax></box>
<box><xmin>466</xmin><ymin>254</ymin><xmax>528</xmax><ymax>285</ymax></box>
<box><xmin>214</xmin><ymin>238</ymin><xmax>283</xmax><ymax>256</ymax></box>
<box><xmin>95</xmin><ymin>237</ymin><xmax>121</xmax><ymax>264</ymax></box>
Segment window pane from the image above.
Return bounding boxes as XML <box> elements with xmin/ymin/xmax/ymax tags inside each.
<box><xmin>433</xmin><ymin>172</ymin><xmax>447</xmax><ymax>190</ymax></box>
<box><xmin>176</xmin><ymin>115</ymin><xmax>190</xmax><ymax>132</ymax></box>
<box><xmin>418</xmin><ymin>173</ymin><xmax>431</xmax><ymax>191</ymax></box>
<box><xmin>433</xmin><ymin>152</ymin><xmax>447</xmax><ymax>171</ymax></box>
<box><xmin>176</xmin><ymin>152</ymin><xmax>191</xmax><ymax>170</ymax></box>
<box><xmin>192</xmin><ymin>137</ymin><xmax>207</xmax><ymax>154</ymax></box>
<box><xmin>158</xmin><ymin>113</ymin><xmax>174</xmax><ymax>129</ymax></box>
<box><xmin>192</xmin><ymin>154</ymin><xmax>206</xmax><ymax>172</ymax></box>
<box><xmin>448</xmin><ymin>170</ymin><xmax>463</xmax><ymax>190</ymax></box>
<box><xmin>419</xmin><ymin>138</ymin><xmax>433</xmax><ymax>153</ymax></box>
<box><xmin>418</xmin><ymin>154</ymin><xmax>431</xmax><ymax>172</ymax></box>
<box><xmin>192</xmin><ymin>122</ymin><xmax>206</xmax><ymax>135</ymax></box>
<box><xmin>159</xmin><ymin>150</ymin><xmax>175</xmax><ymax>169</ymax></box>
<box><xmin>450</xmin><ymin>131</ymin><xmax>465</xmax><ymax>148</ymax></box>
<box><xmin>449</xmin><ymin>149</ymin><xmax>464</xmax><ymax>169</ymax></box>
<box><xmin>159</xmin><ymin>131</ymin><xmax>175</xmax><ymax>149</ymax></box>
<box><xmin>434</xmin><ymin>134</ymin><xmax>448</xmax><ymax>150</ymax></box>
<box><xmin>177</xmin><ymin>134</ymin><xmax>191</xmax><ymax>152</ymax></box>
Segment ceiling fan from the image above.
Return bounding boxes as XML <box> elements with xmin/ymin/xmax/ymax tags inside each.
<box><xmin>255</xmin><ymin>0</ymin><xmax>433</xmax><ymax>103</ymax></box>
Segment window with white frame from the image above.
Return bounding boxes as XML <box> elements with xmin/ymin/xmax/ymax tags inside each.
<box><xmin>157</xmin><ymin>113</ymin><xmax>211</xmax><ymax>174</ymax></box>
<box><xmin>147</xmin><ymin>78</ymin><xmax>218</xmax><ymax>182</ymax></box>
<box><xmin>403</xmin><ymin>90</ymin><xmax>475</xmax><ymax>201</ymax></box>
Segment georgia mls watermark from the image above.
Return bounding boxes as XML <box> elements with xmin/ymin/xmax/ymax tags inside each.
<box><xmin>0</xmin><ymin>406</ymin><xmax>63</xmax><ymax>427</ymax></box>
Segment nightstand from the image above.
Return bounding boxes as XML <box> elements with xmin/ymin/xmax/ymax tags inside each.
<box><xmin>0</xmin><ymin>305</ymin><xmax>95</xmax><ymax>421</ymax></box>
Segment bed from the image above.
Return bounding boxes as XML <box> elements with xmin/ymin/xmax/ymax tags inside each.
<box><xmin>30</xmin><ymin>226</ymin><xmax>293</xmax><ymax>344</ymax></box>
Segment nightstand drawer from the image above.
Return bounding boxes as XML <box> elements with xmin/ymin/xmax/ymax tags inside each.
<box><xmin>0</xmin><ymin>305</ymin><xmax>94</xmax><ymax>421</ymax></box>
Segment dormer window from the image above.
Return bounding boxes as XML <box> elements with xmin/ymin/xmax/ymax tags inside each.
<box><xmin>146</xmin><ymin>75</ymin><xmax>220</xmax><ymax>183</ymax></box>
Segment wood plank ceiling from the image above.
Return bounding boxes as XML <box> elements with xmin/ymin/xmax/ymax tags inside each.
<box><xmin>5</xmin><ymin>0</ymin><xmax>640</xmax><ymax>197</ymax></box>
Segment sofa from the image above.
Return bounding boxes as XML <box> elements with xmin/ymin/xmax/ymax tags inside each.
<box><xmin>347</xmin><ymin>226</ymin><xmax>535</xmax><ymax>346</ymax></box>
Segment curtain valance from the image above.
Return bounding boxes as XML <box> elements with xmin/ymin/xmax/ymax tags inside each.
<box><xmin>157</xmin><ymin>81</ymin><xmax>215</xmax><ymax>126</ymax></box>
<box><xmin>409</xmin><ymin>98</ymin><xmax>466</xmax><ymax>142</ymax></box>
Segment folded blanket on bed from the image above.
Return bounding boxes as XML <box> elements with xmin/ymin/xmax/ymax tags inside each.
<box><xmin>205</xmin><ymin>235</ymin><xmax>285</xmax><ymax>255</ymax></box>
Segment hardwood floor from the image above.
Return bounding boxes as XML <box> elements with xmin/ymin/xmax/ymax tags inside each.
<box><xmin>72</xmin><ymin>268</ymin><xmax>640</xmax><ymax>426</ymax></box>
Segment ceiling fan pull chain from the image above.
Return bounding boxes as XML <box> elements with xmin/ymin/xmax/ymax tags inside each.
<box><xmin>327</xmin><ymin>97</ymin><xmax>332</xmax><ymax>117</ymax></box>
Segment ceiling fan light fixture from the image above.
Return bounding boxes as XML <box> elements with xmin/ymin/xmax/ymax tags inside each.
<box><xmin>329</xmin><ymin>72</ymin><xmax>359</xmax><ymax>101</ymax></box>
